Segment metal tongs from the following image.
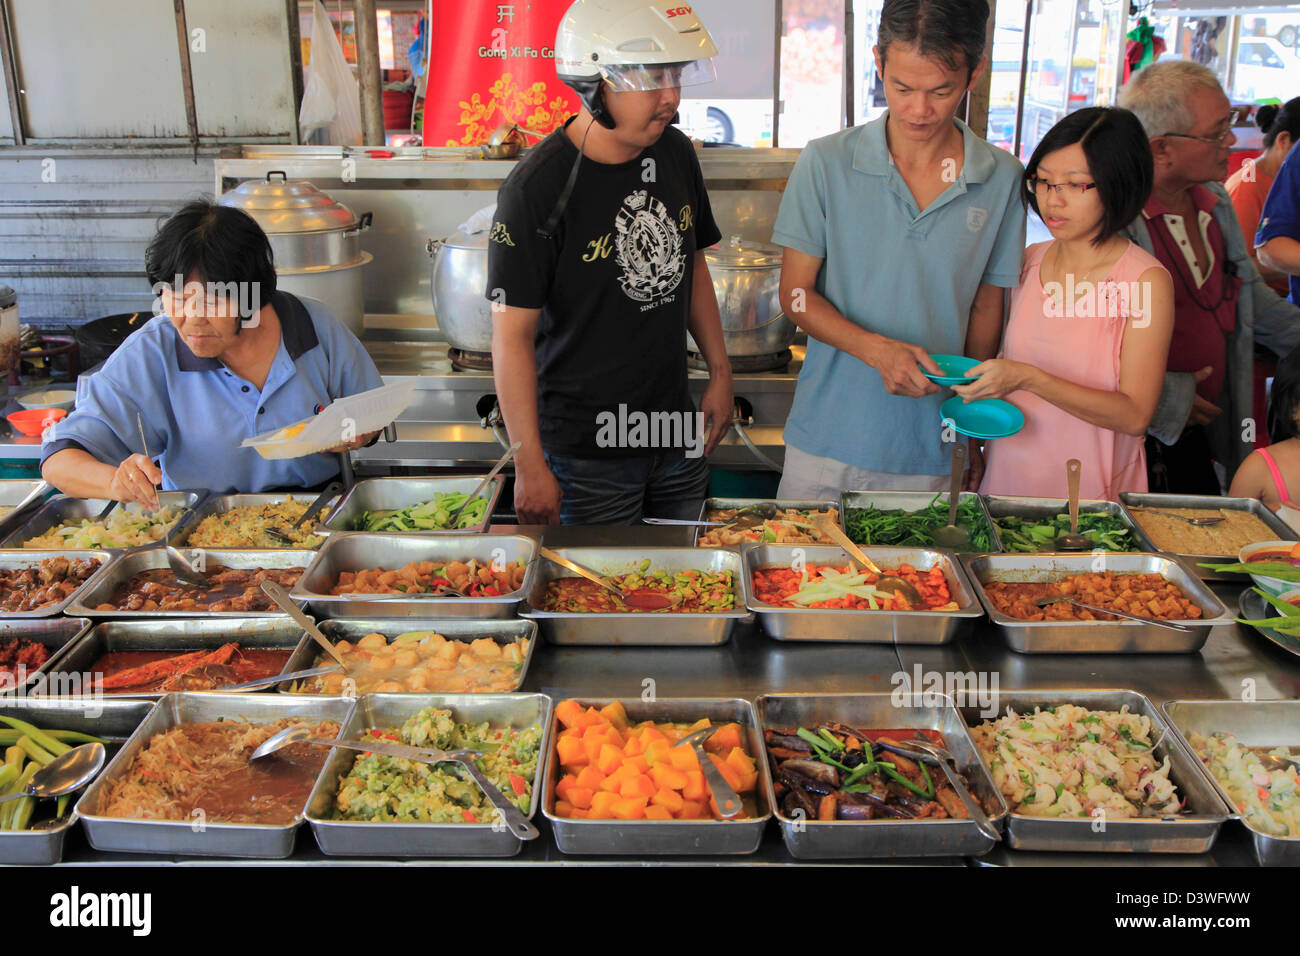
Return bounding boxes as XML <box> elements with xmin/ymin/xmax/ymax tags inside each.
<box><xmin>265</xmin><ymin>480</ymin><xmax>344</xmax><ymax>546</ymax></box>
<box><xmin>136</xmin><ymin>413</ymin><xmax>207</xmax><ymax>587</ymax></box>
<box><xmin>1034</xmin><ymin>593</ymin><xmax>1198</xmax><ymax>632</ymax></box>
<box><xmin>878</xmin><ymin>736</ymin><xmax>999</xmax><ymax>841</ymax></box>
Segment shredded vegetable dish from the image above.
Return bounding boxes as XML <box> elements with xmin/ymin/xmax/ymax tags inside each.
<box><xmin>332</xmin><ymin>706</ymin><xmax>540</xmax><ymax>823</ymax></box>
<box><xmin>970</xmin><ymin>705</ymin><xmax>1181</xmax><ymax>818</ymax></box>
<box><xmin>751</xmin><ymin>563</ymin><xmax>957</xmax><ymax>611</ymax></box>
<box><xmin>100</xmin><ymin>718</ymin><xmax>340</xmax><ymax>825</ymax></box>
<box><xmin>22</xmin><ymin>507</ymin><xmax>180</xmax><ymax>550</ymax></box>
<box><xmin>186</xmin><ymin>496</ymin><xmax>327</xmax><ymax>548</ymax></box>
<box><xmin>538</xmin><ymin>567</ymin><xmax>735</xmax><ymax>613</ymax></box>
<box><xmin>1187</xmin><ymin>731</ymin><xmax>1300</xmax><ymax>837</ymax></box>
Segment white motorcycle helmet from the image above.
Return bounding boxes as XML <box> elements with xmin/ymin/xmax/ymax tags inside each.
<box><xmin>555</xmin><ymin>0</ymin><xmax>718</xmax><ymax>129</ymax></box>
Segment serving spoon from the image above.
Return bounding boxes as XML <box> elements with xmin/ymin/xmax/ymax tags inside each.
<box><xmin>897</xmin><ymin>737</ymin><xmax>999</xmax><ymax>842</ymax></box>
<box><xmin>0</xmin><ymin>743</ymin><xmax>105</xmax><ymax>805</ymax></box>
<box><xmin>931</xmin><ymin>444</ymin><xmax>971</xmax><ymax>550</ymax></box>
<box><xmin>249</xmin><ymin>726</ymin><xmax>538</xmax><ymax>839</ymax></box>
<box><xmin>537</xmin><ymin>546</ymin><xmax>679</xmax><ymax>611</ymax></box>
<box><xmin>816</xmin><ymin>520</ymin><xmax>926</xmax><ymax>607</ymax></box>
<box><xmin>1126</xmin><ymin>506</ymin><xmax>1226</xmax><ymax>527</ymax></box>
<box><xmin>259</xmin><ymin>580</ymin><xmax>350</xmax><ymax>669</ymax></box>
<box><xmin>1054</xmin><ymin>459</ymin><xmax>1093</xmax><ymax>551</ymax></box>
<box><xmin>673</xmin><ymin>726</ymin><xmax>742</xmax><ymax>819</ymax></box>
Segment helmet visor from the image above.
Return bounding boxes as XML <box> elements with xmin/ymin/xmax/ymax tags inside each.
<box><xmin>600</xmin><ymin>58</ymin><xmax>716</xmax><ymax>93</ymax></box>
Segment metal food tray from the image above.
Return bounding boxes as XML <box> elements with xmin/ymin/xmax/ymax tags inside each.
<box><xmin>542</xmin><ymin>697</ymin><xmax>773</xmax><ymax>856</ymax></box>
<box><xmin>291</xmin><ymin>533</ymin><xmax>535</xmax><ymax>619</ymax></box>
<box><xmin>320</xmin><ymin>476</ymin><xmax>505</xmax><ymax>536</ymax></box>
<box><xmin>984</xmin><ymin>495</ymin><xmax>1144</xmax><ymax>553</ymax></box>
<box><xmin>1162</xmin><ymin>699</ymin><xmax>1300</xmax><ymax>865</ymax></box>
<box><xmin>756</xmin><ymin>692</ymin><xmax>1008</xmax><ymax>859</ymax></box>
<box><xmin>963</xmin><ymin>552</ymin><xmax>1231</xmax><ymax>654</ymax></box>
<box><xmin>692</xmin><ymin>498</ymin><xmax>840</xmax><ymax>548</ymax></box>
<box><xmin>743</xmin><ymin>544</ymin><xmax>983</xmax><ymax>644</ymax></box>
<box><xmin>1237</xmin><ymin>587</ymin><xmax>1300</xmax><ymax>658</ymax></box>
<box><xmin>36</xmin><ymin>617</ymin><xmax>311</xmax><ymax>699</ymax></box>
<box><xmin>519</xmin><ymin>547</ymin><xmax>752</xmax><ymax>646</ymax></box>
<box><xmin>279</xmin><ymin>617</ymin><xmax>537</xmax><ymax>695</ymax></box>
<box><xmin>960</xmin><ymin>689</ymin><xmax>1230</xmax><ymax>853</ymax></box>
<box><xmin>841</xmin><ymin>490</ymin><xmax>998</xmax><ymax>553</ymax></box>
<box><xmin>64</xmin><ymin>548</ymin><xmax>313</xmax><ymax>618</ymax></box>
<box><xmin>305</xmin><ymin>692</ymin><xmax>552</xmax><ymax>858</ymax></box>
<box><xmin>1119</xmin><ymin>492</ymin><xmax>1299</xmax><ymax>581</ymax></box>
<box><xmin>1</xmin><ymin>490</ymin><xmax>206</xmax><ymax>549</ymax></box>
<box><xmin>0</xmin><ymin>617</ymin><xmax>91</xmax><ymax>693</ymax></box>
<box><xmin>176</xmin><ymin>492</ymin><xmax>340</xmax><ymax>549</ymax></box>
<box><xmin>0</xmin><ymin>550</ymin><xmax>115</xmax><ymax>619</ymax></box>
<box><xmin>0</xmin><ymin>480</ymin><xmax>50</xmax><ymax>542</ymax></box>
<box><xmin>0</xmin><ymin>697</ymin><xmax>153</xmax><ymax>865</ymax></box>
<box><xmin>76</xmin><ymin>692</ymin><xmax>355</xmax><ymax>858</ymax></box>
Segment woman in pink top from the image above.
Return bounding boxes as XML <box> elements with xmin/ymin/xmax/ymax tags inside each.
<box><xmin>1229</xmin><ymin>346</ymin><xmax>1300</xmax><ymax>531</ymax></box>
<box><xmin>953</xmin><ymin>107</ymin><xmax>1174</xmax><ymax>500</ymax></box>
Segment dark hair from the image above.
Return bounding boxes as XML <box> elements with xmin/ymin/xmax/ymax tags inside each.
<box><xmin>145</xmin><ymin>200</ymin><xmax>276</xmax><ymax>311</ymax></box>
<box><xmin>1257</xmin><ymin>97</ymin><xmax>1300</xmax><ymax>149</ymax></box>
<box><xmin>877</xmin><ymin>0</ymin><xmax>989</xmax><ymax>75</ymax></box>
<box><xmin>1024</xmin><ymin>107</ymin><xmax>1153</xmax><ymax>246</ymax></box>
<box><xmin>1268</xmin><ymin>345</ymin><xmax>1300</xmax><ymax>442</ymax></box>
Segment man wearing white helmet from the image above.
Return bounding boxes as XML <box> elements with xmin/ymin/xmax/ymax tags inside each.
<box><xmin>487</xmin><ymin>0</ymin><xmax>732</xmax><ymax>525</ymax></box>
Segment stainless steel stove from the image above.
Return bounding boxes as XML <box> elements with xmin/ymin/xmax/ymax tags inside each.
<box><xmin>354</xmin><ymin>332</ymin><xmax>800</xmax><ymax>470</ymax></box>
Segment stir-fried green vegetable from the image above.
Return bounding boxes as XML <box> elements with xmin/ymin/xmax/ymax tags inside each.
<box><xmin>844</xmin><ymin>495</ymin><xmax>993</xmax><ymax>552</ymax></box>
<box><xmin>1200</xmin><ymin>561</ymin><xmax>1300</xmax><ymax>582</ymax></box>
<box><xmin>356</xmin><ymin>492</ymin><xmax>488</xmax><ymax>531</ymax></box>
<box><xmin>1237</xmin><ymin>586</ymin><xmax>1300</xmax><ymax>636</ymax></box>
<box><xmin>993</xmin><ymin>513</ymin><xmax>1136</xmax><ymax>552</ymax></box>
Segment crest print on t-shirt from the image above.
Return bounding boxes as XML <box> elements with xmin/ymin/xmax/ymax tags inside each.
<box><xmin>614</xmin><ymin>189</ymin><xmax>686</xmax><ymax>304</ymax></box>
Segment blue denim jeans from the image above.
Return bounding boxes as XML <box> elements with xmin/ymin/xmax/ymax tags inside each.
<box><xmin>544</xmin><ymin>451</ymin><xmax>709</xmax><ymax>525</ymax></box>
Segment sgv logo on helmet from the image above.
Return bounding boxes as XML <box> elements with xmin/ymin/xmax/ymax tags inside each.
<box><xmin>665</xmin><ymin>5</ymin><xmax>693</xmax><ymax>16</ymax></box>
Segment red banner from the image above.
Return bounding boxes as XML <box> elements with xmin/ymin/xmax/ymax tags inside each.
<box><xmin>423</xmin><ymin>0</ymin><xmax>579</xmax><ymax>147</ymax></box>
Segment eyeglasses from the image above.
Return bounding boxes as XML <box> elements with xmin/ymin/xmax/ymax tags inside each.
<box><xmin>1027</xmin><ymin>177</ymin><xmax>1098</xmax><ymax>197</ymax></box>
<box><xmin>1160</xmin><ymin>127</ymin><xmax>1234</xmax><ymax>146</ymax></box>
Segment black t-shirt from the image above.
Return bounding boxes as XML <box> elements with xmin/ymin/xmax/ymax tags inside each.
<box><xmin>486</xmin><ymin>121</ymin><xmax>722</xmax><ymax>458</ymax></box>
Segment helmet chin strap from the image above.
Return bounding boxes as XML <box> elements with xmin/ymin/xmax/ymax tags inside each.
<box><xmin>537</xmin><ymin>115</ymin><xmax>598</xmax><ymax>240</ymax></box>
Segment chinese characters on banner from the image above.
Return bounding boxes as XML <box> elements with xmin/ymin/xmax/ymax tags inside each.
<box><xmin>423</xmin><ymin>0</ymin><xmax>580</xmax><ymax>146</ymax></box>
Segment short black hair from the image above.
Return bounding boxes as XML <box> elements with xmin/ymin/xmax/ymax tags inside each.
<box><xmin>1269</xmin><ymin>345</ymin><xmax>1300</xmax><ymax>442</ymax></box>
<box><xmin>1258</xmin><ymin>97</ymin><xmax>1300</xmax><ymax>150</ymax></box>
<box><xmin>145</xmin><ymin>200</ymin><xmax>276</xmax><ymax>307</ymax></box>
<box><xmin>877</xmin><ymin>0</ymin><xmax>989</xmax><ymax>76</ymax></box>
<box><xmin>1024</xmin><ymin>107</ymin><xmax>1153</xmax><ymax>246</ymax></box>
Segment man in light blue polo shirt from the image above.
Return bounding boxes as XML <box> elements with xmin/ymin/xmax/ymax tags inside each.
<box><xmin>773</xmin><ymin>0</ymin><xmax>1025</xmax><ymax>500</ymax></box>
<box><xmin>41</xmin><ymin>201</ymin><xmax>383</xmax><ymax>503</ymax></box>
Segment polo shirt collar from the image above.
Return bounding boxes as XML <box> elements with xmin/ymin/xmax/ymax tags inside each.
<box><xmin>173</xmin><ymin>290</ymin><xmax>319</xmax><ymax>372</ymax></box>
<box><xmin>1143</xmin><ymin>183</ymin><xmax>1218</xmax><ymax>220</ymax></box>
<box><xmin>851</xmin><ymin>113</ymin><xmax>996</xmax><ymax>183</ymax></box>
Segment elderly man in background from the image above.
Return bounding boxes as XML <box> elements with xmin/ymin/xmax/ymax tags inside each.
<box><xmin>1119</xmin><ymin>60</ymin><xmax>1300</xmax><ymax>493</ymax></box>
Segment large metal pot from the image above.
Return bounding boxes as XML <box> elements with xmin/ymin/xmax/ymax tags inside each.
<box><xmin>217</xmin><ymin>173</ymin><xmax>372</xmax><ymax>335</ymax></box>
<box><xmin>427</xmin><ymin>230</ymin><xmax>493</xmax><ymax>353</ymax></box>
<box><xmin>690</xmin><ymin>235</ymin><xmax>795</xmax><ymax>357</ymax></box>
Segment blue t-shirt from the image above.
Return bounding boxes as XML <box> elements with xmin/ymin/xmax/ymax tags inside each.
<box><xmin>1255</xmin><ymin>146</ymin><xmax>1300</xmax><ymax>305</ymax></box>
<box><xmin>772</xmin><ymin>115</ymin><xmax>1026</xmax><ymax>475</ymax></box>
<box><xmin>41</xmin><ymin>292</ymin><xmax>383</xmax><ymax>492</ymax></box>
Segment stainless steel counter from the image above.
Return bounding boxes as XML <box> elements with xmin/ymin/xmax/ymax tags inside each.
<box><xmin>37</xmin><ymin>523</ymin><xmax>1300</xmax><ymax>866</ymax></box>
